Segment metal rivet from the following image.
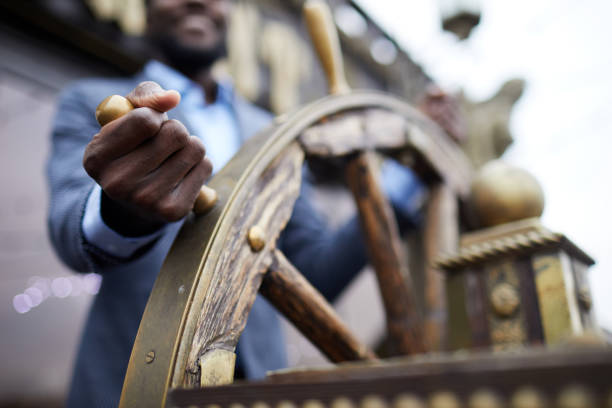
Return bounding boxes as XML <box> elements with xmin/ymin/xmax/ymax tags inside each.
<box><xmin>145</xmin><ymin>350</ymin><xmax>155</xmax><ymax>364</ymax></box>
<box><xmin>491</xmin><ymin>282</ymin><xmax>520</xmax><ymax>317</ymax></box>
<box><xmin>331</xmin><ymin>397</ymin><xmax>356</xmax><ymax>408</ymax></box>
<box><xmin>557</xmin><ymin>385</ymin><xmax>594</xmax><ymax>408</ymax></box>
<box><xmin>468</xmin><ymin>389</ymin><xmax>503</xmax><ymax>408</ymax></box>
<box><xmin>511</xmin><ymin>387</ymin><xmax>547</xmax><ymax>408</ymax></box>
<box><xmin>577</xmin><ymin>288</ymin><xmax>592</xmax><ymax>310</ymax></box>
<box><xmin>248</xmin><ymin>225</ymin><xmax>266</xmax><ymax>252</ymax></box>
<box><xmin>392</xmin><ymin>394</ymin><xmax>424</xmax><ymax>408</ymax></box>
<box><xmin>302</xmin><ymin>400</ymin><xmax>325</xmax><ymax>408</ymax></box>
<box><xmin>360</xmin><ymin>395</ymin><xmax>387</xmax><ymax>408</ymax></box>
<box><xmin>277</xmin><ymin>401</ymin><xmax>298</xmax><ymax>408</ymax></box>
<box><xmin>429</xmin><ymin>392</ymin><xmax>461</xmax><ymax>408</ymax></box>
<box><xmin>178</xmin><ymin>285</ymin><xmax>186</xmax><ymax>294</ymax></box>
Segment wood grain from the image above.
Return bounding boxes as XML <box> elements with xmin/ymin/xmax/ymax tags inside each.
<box><xmin>299</xmin><ymin>108</ymin><xmax>472</xmax><ymax>197</ymax></box>
<box><xmin>183</xmin><ymin>143</ymin><xmax>305</xmax><ymax>387</ymax></box>
<box><xmin>261</xmin><ymin>249</ymin><xmax>377</xmax><ymax>363</ymax></box>
<box><xmin>300</xmin><ymin>110</ymin><xmax>405</xmax><ymax>157</ymax></box>
<box><xmin>345</xmin><ymin>152</ymin><xmax>425</xmax><ymax>355</ymax></box>
<box><xmin>422</xmin><ymin>184</ymin><xmax>459</xmax><ymax>350</ymax></box>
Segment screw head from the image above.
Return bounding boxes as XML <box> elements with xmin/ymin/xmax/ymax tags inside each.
<box><xmin>145</xmin><ymin>350</ymin><xmax>155</xmax><ymax>364</ymax></box>
<box><xmin>248</xmin><ymin>225</ymin><xmax>266</xmax><ymax>252</ymax></box>
<box><xmin>578</xmin><ymin>288</ymin><xmax>592</xmax><ymax>310</ymax></box>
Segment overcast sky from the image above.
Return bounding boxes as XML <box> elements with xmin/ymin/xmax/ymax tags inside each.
<box><xmin>355</xmin><ymin>0</ymin><xmax>612</xmax><ymax>330</ymax></box>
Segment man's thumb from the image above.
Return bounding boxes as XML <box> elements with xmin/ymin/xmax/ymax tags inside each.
<box><xmin>127</xmin><ymin>81</ymin><xmax>181</xmax><ymax>113</ymax></box>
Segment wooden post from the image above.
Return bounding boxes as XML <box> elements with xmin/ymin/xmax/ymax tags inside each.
<box><xmin>423</xmin><ymin>183</ymin><xmax>458</xmax><ymax>351</ymax></box>
<box><xmin>345</xmin><ymin>152</ymin><xmax>425</xmax><ymax>355</ymax></box>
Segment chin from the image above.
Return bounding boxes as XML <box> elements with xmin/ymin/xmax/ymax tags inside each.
<box><xmin>151</xmin><ymin>32</ymin><xmax>227</xmax><ymax>72</ymax></box>
<box><xmin>178</xmin><ymin>36</ymin><xmax>221</xmax><ymax>53</ymax></box>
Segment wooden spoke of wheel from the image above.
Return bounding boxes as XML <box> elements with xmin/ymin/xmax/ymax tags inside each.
<box><xmin>261</xmin><ymin>249</ymin><xmax>377</xmax><ymax>362</ymax></box>
<box><xmin>346</xmin><ymin>152</ymin><xmax>425</xmax><ymax>355</ymax></box>
<box><xmin>119</xmin><ymin>92</ymin><xmax>470</xmax><ymax>408</ymax></box>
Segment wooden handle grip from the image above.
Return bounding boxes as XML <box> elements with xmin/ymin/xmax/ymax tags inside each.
<box><xmin>95</xmin><ymin>95</ymin><xmax>218</xmax><ymax>215</ymax></box>
<box><xmin>303</xmin><ymin>0</ymin><xmax>350</xmax><ymax>95</ymax></box>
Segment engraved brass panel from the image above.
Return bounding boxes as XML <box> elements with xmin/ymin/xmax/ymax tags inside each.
<box><xmin>533</xmin><ymin>252</ymin><xmax>575</xmax><ymax>343</ymax></box>
<box><xmin>447</xmin><ymin>272</ymin><xmax>471</xmax><ymax>350</ymax></box>
<box><xmin>484</xmin><ymin>261</ymin><xmax>527</xmax><ymax>350</ymax></box>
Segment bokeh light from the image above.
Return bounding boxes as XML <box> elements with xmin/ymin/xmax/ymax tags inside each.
<box><xmin>12</xmin><ymin>273</ymin><xmax>102</xmax><ymax>314</ymax></box>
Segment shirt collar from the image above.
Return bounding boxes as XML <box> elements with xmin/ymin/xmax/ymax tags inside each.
<box><xmin>142</xmin><ymin>59</ymin><xmax>234</xmax><ymax>105</ymax></box>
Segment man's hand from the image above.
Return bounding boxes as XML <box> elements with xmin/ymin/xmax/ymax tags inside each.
<box><xmin>417</xmin><ymin>84</ymin><xmax>467</xmax><ymax>144</ymax></box>
<box><xmin>83</xmin><ymin>81</ymin><xmax>213</xmax><ymax>236</ymax></box>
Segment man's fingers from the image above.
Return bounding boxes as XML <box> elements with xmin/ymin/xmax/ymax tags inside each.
<box><xmin>127</xmin><ymin>81</ymin><xmax>181</xmax><ymax>113</ymax></box>
<box><xmin>157</xmin><ymin>158</ymin><xmax>214</xmax><ymax>221</ymax></box>
<box><xmin>141</xmin><ymin>155</ymin><xmax>213</xmax><ymax>222</ymax></box>
<box><xmin>130</xmin><ymin>119</ymin><xmax>193</xmax><ymax>176</ymax></box>
<box><xmin>85</xmin><ymin>107</ymin><xmax>168</xmax><ymax>171</ymax></box>
<box><xmin>136</xmin><ymin>136</ymin><xmax>207</xmax><ymax>200</ymax></box>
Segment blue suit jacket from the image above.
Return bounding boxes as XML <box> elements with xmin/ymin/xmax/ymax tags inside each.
<box><xmin>47</xmin><ymin>74</ymin><xmax>377</xmax><ymax>408</ymax></box>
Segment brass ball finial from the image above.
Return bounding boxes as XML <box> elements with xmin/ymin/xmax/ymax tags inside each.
<box><xmin>470</xmin><ymin>160</ymin><xmax>545</xmax><ymax>228</ymax></box>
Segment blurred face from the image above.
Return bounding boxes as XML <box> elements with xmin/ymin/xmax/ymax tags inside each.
<box><xmin>146</xmin><ymin>0</ymin><xmax>232</xmax><ymax>71</ymax></box>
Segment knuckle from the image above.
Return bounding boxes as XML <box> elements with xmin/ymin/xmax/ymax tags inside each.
<box><xmin>192</xmin><ymin>157</ymin><xmax>213</xmax><ymax>182</ymax></box>
<box><xmin>100</xmin><ymin>173</ymin><xmax>128</xmax><ymax>199</ymax></box>
<box><xmin>161</xmin><ymin>120</ymin><xmax>189</xmax><ymax>148</ymax></box>
<box><xmin>130</xmin><ymin>81</ymin><xmax>161</xmax><ymax>99</ymax></box>
<box><xmin>191</xmin><ymin>160</ymin><xmax>213</xmax><ymax>187</ymax></box>
<box><xmin>189</xmin><ymin>136</ymin><xmax>206</xmax><ymax>156</ymax></box>
<box><xmin>83</xmin><ymin>147</ymin><xmax>102</xmax><ymax>179</ymax></box>
<box><xmin>156</xmin><ymin>199</ymin><xmax>188</xmax><ymax>222</ymax></box>
<box><xmin>185</xmin><ymin>137</ymin><xmax>206</xmax><ymax>163</ymax></box>
<box><xmin>138</xmin><ymin>80</ymin><xmax>159</xmax><ymax>90</ymax></box>
<box><xmin>202</xmin><ymin>157</ymin><xmax>213</xmax><ymax>176</ymax></box>
<box><xmin>131</xmin><ymin>108</ymin><xmax>161</xmax><ymax>134</ymax></box>
<box><xmin>130</xmin><ymin>187</ymin><xmax>156</xmax><ymax>210</ymax></box>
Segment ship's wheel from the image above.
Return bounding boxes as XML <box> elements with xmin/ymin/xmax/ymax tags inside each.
<box><xmin>118</xmin><ymin>2</ymin><xmax>472</xmax><ymax>407</ymax></box>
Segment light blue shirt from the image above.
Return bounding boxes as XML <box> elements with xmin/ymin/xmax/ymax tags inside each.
<box><xmin>82</xmin><ymin>60</ymin><xmax>241</xmax><ymax>258</ymax></box>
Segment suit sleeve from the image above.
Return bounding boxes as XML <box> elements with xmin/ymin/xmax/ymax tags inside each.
<box><xmin>46</xmin><ymin>83</ymin><xmax>147</xmax><ymax>272</ymax></box>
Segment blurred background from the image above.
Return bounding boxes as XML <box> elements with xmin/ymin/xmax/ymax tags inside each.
<box><xmin>0</xmin><ymin>0</ymin><xmax>609</xmax><ymax>406</ymax></box>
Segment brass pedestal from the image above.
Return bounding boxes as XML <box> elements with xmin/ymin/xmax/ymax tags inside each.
<box><xmin>436</xmin><ymin>218</ymin><xmax>596</xmax><ymax>351</ymax></box>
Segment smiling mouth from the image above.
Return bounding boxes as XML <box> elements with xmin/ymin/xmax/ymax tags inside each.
<box><xmin>178</xmin><ymin>14</ymin><xmax>215</xmax><ymax>35</ymax></box>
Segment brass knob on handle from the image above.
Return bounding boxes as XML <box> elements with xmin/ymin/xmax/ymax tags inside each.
<box><xmin>95</xmin><ymin>94</ymin><xmax>218</xmax><ymax>215</ymax></box>
<box><xmin>95</xmin><ymin>95</ymin><xmax>135</xmax><ymax>126</ymax></box>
